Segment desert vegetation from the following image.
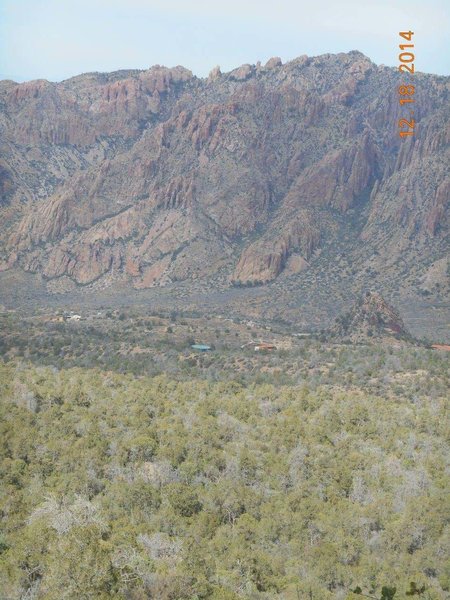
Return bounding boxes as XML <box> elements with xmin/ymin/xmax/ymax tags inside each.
<box><xmin>0</xmin><ymin>352</ymin><xmax>448</xmax><ymax>598</ymax></box>
<box><xmin>0</xmin><ymin>310</ymin><xmax>447</xmax><ymax>395</ymax></box>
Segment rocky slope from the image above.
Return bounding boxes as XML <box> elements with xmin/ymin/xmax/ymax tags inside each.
<box><xmin>0</xmin><ymin>52</ymin><xmax>448</xmax><ymax>302</ymax></box>
<box><xmin>328</xmin><ymin>291</ymin><xmax>414</xmax><ymax>343</ymax></box>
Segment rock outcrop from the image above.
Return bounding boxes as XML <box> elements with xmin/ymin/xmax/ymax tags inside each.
<box><xmin>328</xmin><ymin>292</ymin><xmax>414</xmax><ymax>343</ymax></box>
<box><xmin>0</xmin><ymin>52</ymin><xmax>448</xmax><ymax>293</ymax></box>
<box><xmin>264</xmin><ymin>57</ymin><xmax>282</xmax><ymax>70</ymax></box>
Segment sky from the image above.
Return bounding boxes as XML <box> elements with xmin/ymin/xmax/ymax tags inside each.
<box><xmin>0</xmin><ymin>0</ymin><xmax>448</xmax><ymax>82</ymax></box>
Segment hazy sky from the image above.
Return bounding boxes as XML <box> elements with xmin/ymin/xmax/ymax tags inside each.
<box><xmin>0</xmin><ymin>0</ymin><xmax>448</xmax><ymax>82</ymax></box>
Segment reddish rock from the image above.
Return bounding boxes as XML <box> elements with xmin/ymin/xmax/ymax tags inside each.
<box><xmin>208</xmin><ymin>66</ymin><xmax>221</xmax><ymax>82</ymax></box>
<box><xmin>264</xmin><ymin>57</ymin><xmax>282</xmax><ymax>70</ymax></box>
<box><xmin>229</xmin><ymin>64</ymin><xmax>253</xmax><ymax>81</ymax></box>
<box><xmin>1</xmin><ymin>52</ymin><xmax>447</xmax><ymax>293</ymax></box>
<box><xmin>329</xmin><ymin>292</ymin><xmax>413</xmax><ymax>343</ymax></box>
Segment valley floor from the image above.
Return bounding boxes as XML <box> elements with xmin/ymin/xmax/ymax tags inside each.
<box><xmin>0</xmin><ymin>291</ymin><xmax>448</xmax><ymax>599</ymax></box>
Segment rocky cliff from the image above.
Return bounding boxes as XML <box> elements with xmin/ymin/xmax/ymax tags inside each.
<box><xmin>0</xmin><ymin>52</ymin><xmax>448</xmax><ymax>297</ymax></box>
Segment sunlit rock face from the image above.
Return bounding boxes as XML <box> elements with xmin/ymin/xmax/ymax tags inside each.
<box><xmin>0</xmin><ymin>52</ymin><xmax>448</xmax><ymax>291</ymax></box>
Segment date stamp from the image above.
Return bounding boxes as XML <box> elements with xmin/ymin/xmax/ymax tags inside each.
<box><xmin>398</xmin><ymin>31</ymin><xmax>415</xmax><ymax>138</ymax></box>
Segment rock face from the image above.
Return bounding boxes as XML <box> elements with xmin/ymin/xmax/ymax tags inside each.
<box><xmin>264</xmin><ymin>57</ymin><xmax>282</xmax><ymax>70</ymax></box>
<box><xmin>0</xmin><ymin>52</ymin><xmax>448</xmax><ymax>293</ymax></box>
<box><xmin>328</xmin><ymin>292</ymin><xmax>413</xmax><ymax>343</ymax></box>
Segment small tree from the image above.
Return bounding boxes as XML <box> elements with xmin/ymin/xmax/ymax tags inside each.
<box><xmin>352</xmin><ymin>585</ymin><xmax>396</xmax><ymax>599</ymax></box>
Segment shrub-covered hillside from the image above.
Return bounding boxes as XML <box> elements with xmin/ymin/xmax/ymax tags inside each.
<box><xmin>0</xmin><ymin>363</ymin><xmax>448</xmax><ymax>599</ymax></box>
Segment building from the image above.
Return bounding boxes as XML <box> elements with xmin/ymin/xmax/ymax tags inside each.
<box><xmin>191</xmin><ymin>344</ymin><xmax>212</xmax><ymax>352</ymax></box>
<box><xmin>240</xmin><ymin>341</ymin><xmax>277</xmax><ymax>351</ymax></box>
<box><xmin>254</xmin><ymin>342</ymin><xmax>277</xmax><ymax>352</ymax></box>
<box><xmin>431</xmin><ymin>344</ymin><xmax>450</xmax><ymax>352</ymax></box>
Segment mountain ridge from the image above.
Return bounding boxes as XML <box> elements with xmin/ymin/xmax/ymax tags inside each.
<box><xmin>0</xmin><ymin>51</ymin><xmax>448</xmax><ymax>337</ymax></box>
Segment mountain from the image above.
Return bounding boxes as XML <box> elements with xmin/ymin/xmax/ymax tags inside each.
<box><xmin>328</xmin><ymin>291</ymin><xmax>414</xmax><ymax>343</ymax></box>
<box><xmin>0</xmin><ymin>53</ymin><xmax>448</xmax><ymax>337</ymax></box>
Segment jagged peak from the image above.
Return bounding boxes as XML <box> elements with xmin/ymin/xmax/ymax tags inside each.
<box><xmin>328</xmin><ymin>291</ymin><xmax>414</xmax><ymax>343</ymax></box>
